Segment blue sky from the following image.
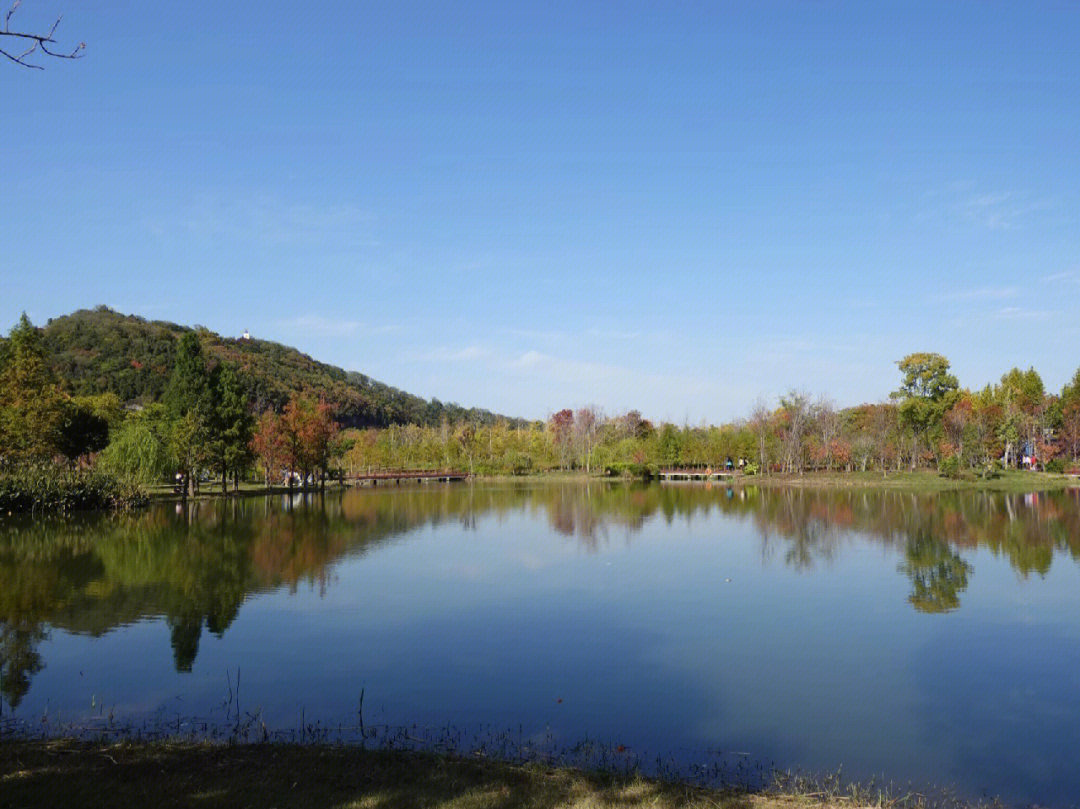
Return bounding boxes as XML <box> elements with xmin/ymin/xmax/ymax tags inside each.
<box><xmin>3</xmin><ymin>1</ymin><xmax>1078</xmax><ymax>422</ymax></box>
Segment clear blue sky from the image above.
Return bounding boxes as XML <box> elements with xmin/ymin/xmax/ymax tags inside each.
<box><xmin>4</xmin><ymin>1</ymin><xmax>1078</xmax><ymax>422</ymax></box>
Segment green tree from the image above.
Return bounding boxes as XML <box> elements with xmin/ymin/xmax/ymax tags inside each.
<box><xmin>0</xmin><ymin>314</ymin><xmax>68</xmax><ymax>463</ymax></box>
<box><xmin>169</xmin><ymin>411</ymin><xmax>207</xmax><ymax>497</ymax></box>
<box><xmin>206</xmin><ymin>364</ymin><xmax>255</xmax><ymax>493</ymax></box>
<box><xmin>164</xmin><ymin>333</ymin><xmax>212</xmax><ymax>419</ymax></box>
<box><xmin>98</xmin><ymin>405</ymin><xmax>175</xmax><ymax>485</ymax></box>
<box><xmin>892</xmin><ymin>353</ymin><xmax>959</xmax><ymax>469</ymax></box>
<box><xmin>57</xmin><ymin>399</ymin><xmax>110</xmax><ymax>462</ymax></box>
<box><xmin>163</xmin><ymin>333</ymin><xmax>213</xmax><ymax>496</ymax></box>
<box><xmin>996</xmin><ymin>367</ymin><xmax>1047</xmax><ymax>467</ymax></box>
<box><xmin>656</xmin><ymin>423</ymin><xmax>681</xmax><ymax>467</ymax></box>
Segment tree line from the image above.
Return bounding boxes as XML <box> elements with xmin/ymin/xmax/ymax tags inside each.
<box><xmin>4</xmin><ymin>309</ymin><xmax>1080</xmax><ymax>502</ymax></box>
<box><xmin>337</xmin><ymin>352</ymin><xmax>1080</xmax><ymax>478</ymax></box>
<box><xmin>0</xmin><ymin>315</ymin><xmax>343</xmax><ymax>502</ymax></box>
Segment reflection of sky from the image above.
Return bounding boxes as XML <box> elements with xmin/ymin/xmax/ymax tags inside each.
<box><xmin>14</xmin><ymin>491</ymin><xmax>1080</xmax><ymax>806</ymax></box>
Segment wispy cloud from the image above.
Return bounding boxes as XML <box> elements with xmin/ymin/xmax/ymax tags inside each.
<box><xmin>498</xmin><ymin>326</ymin><xmax>672</xmax><ymax>345</ymax></box>
<box><xmin>933</xmin><ymin>286</ymin><xmax>1018</xmax><ymax>303</ymax></box>
<box><xmin>499</xmin><ymin>327</ymin><xmax>571</xmax><ymax>343</ymax></box>
<box><xmin>584</xmin><ymin>327</ymin><xmax>642</xmax><ymax>341</ymax></box>
<box><xmin>993</xmin><ymin>307</ymin><xmax>1054</xmax><ymax>321</ymax></box>
<box><xmin>1041</xmin><ymin>270</ymin><xmax>1080</xmax><ymax>286</ymax></box>
<box><xmin>150</xmin><ymin>192</ymin><xmax>377</xmax><ymax>248</ymax></box>
<box><xmin>962</xmin><ymin>191</ymin><xmax>1053</xmax><ymax>230</ymax></box>
<box><xmin>412</xmin><ymin>345</ymin><xmax>490</xmax><ymax>362</ymax></box>
<box><xmin>914</xmin><ymin>185</ymin><xmax>1051</xmax><ymax>231</ymax></box>
<box><xmin>276</xmin><ymin>315</ymin><xmax>397</xmax><ymax>337</ymax></box>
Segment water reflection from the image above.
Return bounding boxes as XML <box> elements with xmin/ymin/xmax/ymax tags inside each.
<box><xmin>1</xmin><ymin>483</ymin><xmax>1079</xmax><ymax>711</ymax></box>
<box><xmin>899</xmin><ymin>531</ymin><xmax>972</xmax><ymax>613</ymax></box>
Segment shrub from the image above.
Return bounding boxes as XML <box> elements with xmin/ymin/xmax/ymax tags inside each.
<box><xmin>0</xmin><ymin>464</ymin><xmax>147</xmax><ymax>514</ymax></box>
<box><xmin>503</xmin><ymin>452</ymin><xmax>533</xmax><ymax>476</ymax></box>
<box><xmin>939</xmin><ymin>454</ymin><xmax>961</xmax><ymax>479</ymax></box>
<box><xmin>603</xmin><ymin>462</ymin><xmax>653</xmax><ymax>480</ymax></box>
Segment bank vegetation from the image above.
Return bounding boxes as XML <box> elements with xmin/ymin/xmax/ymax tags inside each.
<box><xmin>4</xmin><ymin>310</ymin><xmax>1080</xmax><ymax>512</ymax></box>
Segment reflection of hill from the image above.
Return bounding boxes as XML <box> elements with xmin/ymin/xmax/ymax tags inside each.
<box><xmin>0</xmin><ymin>492</ymin><xmax>466</xmax><ymax>707</ymax></box>
<box><xmin>3</xmin><ymin>484</ymin><xmax>1079</xmax><ymax>708</ymax></box>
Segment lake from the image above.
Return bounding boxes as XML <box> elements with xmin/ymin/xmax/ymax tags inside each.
<box><xmin>2</xmin><ymin>482</ymin><xmax>1080</xmax><ymax>806</ymax></box>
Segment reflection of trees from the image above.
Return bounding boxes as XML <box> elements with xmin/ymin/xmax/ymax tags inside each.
<box><xmin>2</xmin><ymin>483</ymin><xmax>1079</xmax><ymax>708</ymax></box>
<box><xmin>899</xmin><ymin>532</ymin><xmax>972</xmax><ymax>613</ymax></box>
<box><xmin>0</xmin><ymin>624</ymin><xmax>45</xmax><ymax>710</ymax></box>
<box><xmin>0</xmin><ymin>493</ymin><xmax>453</xmax><ymax>708</ymax></box>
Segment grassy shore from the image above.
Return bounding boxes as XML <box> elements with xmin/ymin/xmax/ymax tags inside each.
<box><xmin>144</xmin><ymin>480</ymin><xmax>351</xmax><ymax>501</ymax></box>
<box><xmin>735</xmin><ymin>469</ymin><xmax>1078</xmax><ymax>493</ymax></box>
<box><xmin>138</xmin><ymin>469</ymin><xmax>1078</xmax><ymax>504</ymax></box>
<box><xmin>0</xmin><ymin>738</ymin><xmax>925</xmax><ymax>809</ymax></box>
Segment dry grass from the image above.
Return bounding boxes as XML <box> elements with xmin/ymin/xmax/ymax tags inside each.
<box><xmin>0</xmin><ymin>738</ymin><xmax>832</xmax><ymax>809</ymax></box>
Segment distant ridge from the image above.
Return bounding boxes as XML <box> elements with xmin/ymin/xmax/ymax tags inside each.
<box><xmin>40</xmin><ymin>306</ymin><xmax>516</xmax><ymax>428</ymax></box>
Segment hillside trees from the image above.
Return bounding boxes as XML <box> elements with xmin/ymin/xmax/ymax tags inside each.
<box><xmin>41</xmin><ymin>308</ymin><xmax>515</xmax><ymax>430</ymax></box>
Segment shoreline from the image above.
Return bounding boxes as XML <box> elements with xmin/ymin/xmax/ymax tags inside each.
<box><xmin>0</xmin><ymin>737</ymin><xmax>983</xmax><ymax>809</ymax></box>
<box><xmin>147</xmin><ymin>469</ymin><xmax>1080</xmax><ymax>502</ymax></box>
<box><xmin>5</xmin><ymin>468</ymin><xmax>1074</xmax><ymax>515</ymax></box>
<box><xmin>454</xmin><ymin>469</ymin><xmax>1076</xmax><ymax>494</ymax></box>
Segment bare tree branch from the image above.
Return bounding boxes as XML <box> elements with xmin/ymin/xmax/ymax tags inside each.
<box><xmin>1</xmin><ymin>1</ymin><xmax>84</xmax><ymax>69</ymax></box>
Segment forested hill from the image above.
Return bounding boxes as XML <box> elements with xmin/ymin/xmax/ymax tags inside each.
<box><xmin>39</xmin><ymin>307</ymin><xmax>513</xmax><ymax>428</ymax></box>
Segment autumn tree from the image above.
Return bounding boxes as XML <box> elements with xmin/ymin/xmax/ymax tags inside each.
<box><xmin>250</xmin><ymin>410</ymin><xmax>286</xmax><ymax>488</ymax></box>
<box><xmin>778</xmin><ymin>391</ymin><xmax>811</xmax><ymax>473</ymax></box>
<box><xmin>748</xmin><ymin>400</ymin><xmax>772</xmax><ymax>475</ymax></box>
<box><xmin>1060</xmin><ymin>368</ymin><xmax>1080</xmax><ymax>462</ymax></box>
<box><xmin>573</xmin><ymin>407</ymin><xmax>600</xmax><ymax>473</ymax></box>
<box><xmin>813</xmin><ymin>397</ymin><xmax>840</xmax><ymax>471</ymax></box>
<box><xmin>943</xmin><ymin>395</ymin><xmax>974</xmax><ymax>467</ymax></box>
<box><xmin>549</xmin><ymin>409</ymin><xmax>575</xmax><ymax>470</ymax></box>
<box><xmin>280</xmin><ymin>394</ymin><xmax>339</xmax><ymax>489</ymax></box>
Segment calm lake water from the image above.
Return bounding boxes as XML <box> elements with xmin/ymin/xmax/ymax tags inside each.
<box><xmin>3</xmin><ymin>482</ymin><xmax>1080</xmax><ymax>805</ymax></box>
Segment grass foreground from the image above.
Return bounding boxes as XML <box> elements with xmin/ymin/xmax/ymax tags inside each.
<box><xmin>0</xmin><ymin>738</ymin><xmax>887</xmax><ymax>809</ymax></box>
